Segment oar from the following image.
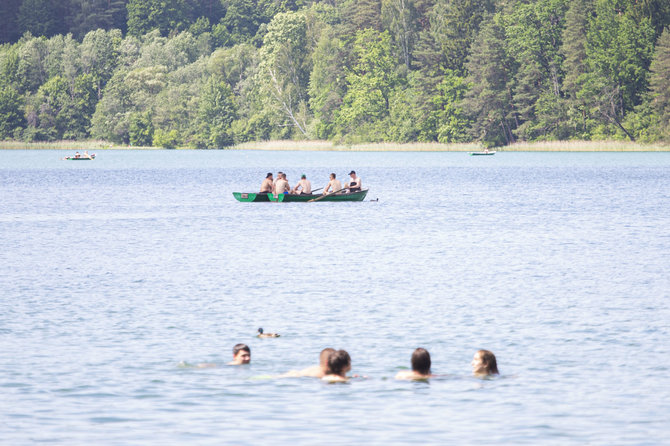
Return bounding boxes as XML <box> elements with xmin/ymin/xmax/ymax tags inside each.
<box><xmin>310</xmin><ymin>187</ymin><xmax>323</xmax><ymax>194</ymax></box>
<box><xmin>308</xmin><ymin>187</ymin><xmax>347</xmax><ymax>202</ymax></box>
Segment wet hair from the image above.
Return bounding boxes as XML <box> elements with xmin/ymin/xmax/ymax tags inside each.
<box><xmin>319</xmin><ymin>348</ymin><xmax>336</xmax><ymax>366</ymax></box>
<box><xmin>330</xmin><ymin>173</ymin><xmax>336</xmax><ymax>179</ymax></box>
<box><xmin>326</xmin><ymin>350</ymin><xmax>351</xmax><ymax>376</ymax></box>
<box><xmin>266</xmin><ymin>173</ymin><xmax>273</xmax><ymax>178</ymax></box>
<box><xmin>233</xmin><ymin>343</ymin><xmax>250</xmax><ymax>356</ymax></box>
<box><xmin>411</xmin><ymin>348</ymin><xmax>431</xmax><ymax>375</ymax></box>
<box><xmin>478</xmin><ymin>349</ymin><xmax>499</xmax><ymax>375</ymax></box>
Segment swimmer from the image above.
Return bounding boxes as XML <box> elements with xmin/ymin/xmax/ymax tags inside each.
<box><xmin>471</xmin><ymin>349</ymin><xmax>499</xmax><ymax>377</ymax></box>
<box><xmin>228</xmin><ymin>343</ymin><xmax>251</xmax><ymax>365</ymax></box>
<box><xmin>395</xmin><ymin>347</ymin><xmax>433</xmax><ymax>380</ymax></box>
<box><xmin>322</xmin><ymin>349</ymin><xmax>351</xmax><ymax>382</ymax></box>
<box><xmin>283</xmin><ymin>348</ymin><xmax>335</xmax><ymax>378</ymax></box>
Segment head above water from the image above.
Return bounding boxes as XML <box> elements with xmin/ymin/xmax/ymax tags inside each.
<box><xmin>326</xmin><ymin>349</ymin><xmax>351</xmax><ymax>376</ymax></box>
<box><xmin>232</xmin><ymin>343</ymin><xmax>251</xmax><ymax>364</ymax></box>
<box><xmin>319</xmin><ymin>348</ymin><xmax>336</xmax><ymax>367</ymax></box>
<box><xmin>411</xmin><ymin>348</ymin><xmax>431</xmax><ymax>375</ymax></box>
<box><xmin>472</xmin><ymin>349</ymin><xmax>498</xmax><ymax>375</ymax></box>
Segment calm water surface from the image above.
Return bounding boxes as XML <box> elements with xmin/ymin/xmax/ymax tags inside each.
<box><xmin>1</xmin><ymin>150</ymin><xmax>669</xmax><ymax>445</ymax></box>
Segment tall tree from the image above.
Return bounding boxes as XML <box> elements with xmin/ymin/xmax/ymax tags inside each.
<box><xmin>0</xmin><ymin>0</ymin><xmax>22</xmax><ymax>43</ymax></box>
<box><xmin>647</xmin><ymin>27</ymin><xmax>670</xmax><ymax>141</ymax></box>
<box><xmin>504</xmin><ymin>0</ymin><xmax>569</xmax><ymax>140</ymax></box>
<box><xmin>309</xmin><ymin>27</ymin><xmax>347</xmax><ymax>139</ymax></box>
<box><xmin>335</xmin><ymin>29</ymin><xmax>398</xmax><ymax>140</ymax></box>
<box><xmin>560</xmin><ymin>0</ymin><xmax>592</xmax><ymax>136</ymax></box>
<box><xmin>68</xmin><ymin>0</ymin><xmax>128</xmax><ymax>38</ymax></box>
<box><xmin>257</xmin><ymin>11</ymin><xmax>311</xmax><ymax>137</ymax></box>
<box><xmin>127</xmin><ymin>0</ymin><xmax>189</xmax><ymax>36</ymax></box>
<box><xmin>462</xmin><ymin>15</ymin><xmax>518</xmax><ymax>146</ymax></box>
<box><xmin>382</xmin><ymin>0</ymin><xmax>418</xmax><ymax>68</ymax></box>
<box><xmin>17</xmin><ymin>0</ymin><xmax>70</xmax><ymax>38</ymax></box>
<box><xmin>581</xmin><ymin>0</ymin><xmax>655</xmax><ymax>140</ymax></box>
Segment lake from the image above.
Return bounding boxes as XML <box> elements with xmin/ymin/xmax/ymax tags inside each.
<box><xmin>1</xmin><ymin>149</ymin><xmax>669</xmax><ymax>445</ymax></box>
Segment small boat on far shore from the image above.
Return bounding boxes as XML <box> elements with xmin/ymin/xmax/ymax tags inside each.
<box><xmin>469</xmin><ymin>150</ymin><xmax>496</xmax><ymax>156</ymax></box>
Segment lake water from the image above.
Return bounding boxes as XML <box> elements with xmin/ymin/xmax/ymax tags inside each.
<box><xmin>1</xmin><ymin>149</ymin><xmax>669</xmax><ymax>445</ymax></box>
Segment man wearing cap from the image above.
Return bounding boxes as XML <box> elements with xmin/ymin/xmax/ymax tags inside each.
<box><xmin>292</xmin><ymin>174</ymin><xmax>312</xmax><ymax>195</ymax></box>
<box><xmin>345</xmin><ymin>170</ymin><xmax>362</xmax><ymax>192</ymax></box>
<box><xmin>260</xmin><ymin>172</ymin><xmax>273</xmax><ymax>193</ymax></box>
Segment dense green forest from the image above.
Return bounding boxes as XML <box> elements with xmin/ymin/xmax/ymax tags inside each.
<box><xmin>1</xmin><ymin>0</ymin><xmax>669</xmax><ymax>148</ymax></box>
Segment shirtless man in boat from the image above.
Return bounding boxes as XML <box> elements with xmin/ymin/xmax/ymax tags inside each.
<box><xmin>292</xmin><ymin>174</ymin><xmax>312</xmax><ymax>195</ymax></box>
<box><xmin>345</xmin><ymin>170</ymin><xmax>361</xmax><ymax>192</ymax></box>
<box><xmin>273</xmin><ymin>173</ymin><xmax>290</xmax><ymax>196</ymax></box>
<box><xmin>323</xmin><ymin>173</ymin><xmax>342</xmax><ymax>194</ymax></box>
<box><xmin>260</xmin><ymin>172</ymin><xmax>273</xmax><ymax>193</ymax></box>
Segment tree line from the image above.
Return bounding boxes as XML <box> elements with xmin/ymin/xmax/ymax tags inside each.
<box><xmin>1</xmin><ymin>0</ymin><xmax>669</xmax><ymax>148</ymax></box>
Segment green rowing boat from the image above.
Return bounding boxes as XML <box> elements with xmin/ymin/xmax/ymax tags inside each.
<box><xmin>233</xmin><ymin>189</ymin><xmax>368</xmax><ymax>202</ymax></box>
<box><xmin>232</xmin><ymin>192</ymin><xmax>271</xmax><ymax>202</ymax></box>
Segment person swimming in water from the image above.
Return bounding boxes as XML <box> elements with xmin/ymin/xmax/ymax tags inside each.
<box><xmin>471</xmin><ymin>349</ymin><xmax>499</xmax><ymax>377</ymax></box>
<box><xmin>322</xmin><ymin>349</ymin><xmax>351</xmax><ymax>382</ymax></box>
<box><xmin>395</xmin><ymin>348</ymin><xmax>433</xmax><ymax>380</ymax></box>
<box><xmin>228</xmin><ymin>343</ymin><xmax>251</xmax><ymax>365</ymax></box>
<box><xmin>283</xmin><ymin>348</ymin><xmax>335</xmax><ymax>378</ymax></box>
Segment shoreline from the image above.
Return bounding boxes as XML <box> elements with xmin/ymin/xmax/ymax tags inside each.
<box><xmin>1</xmin><ymin>139</ymin><xmax>669</xmax><ymax>152</ymax></box>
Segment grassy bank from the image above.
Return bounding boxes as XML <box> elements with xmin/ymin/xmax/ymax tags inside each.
<box><xmin>233</xmin><ymin>140</ymin><xmax>670</xmax><ymax>151</ymax></box>
<box><xmin>0</xmin><ymin>140</ymin><xmax>156</xmax><ymax>150</ymax></box>
<box><xmin>2</xmin><ymin>139</ymin><xmax>669</xmax><ymax>151</ymax></box>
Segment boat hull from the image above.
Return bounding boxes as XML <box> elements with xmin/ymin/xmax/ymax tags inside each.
<box><xmin>469</xmin><ymin>151</ymin><xmax>496</xmax><ymax>156</ymax></box>
<box><xmin>232</xmin><ymin>192</ymin><xmax>271</xmax><ymax>202</ymax></box>
<box><xmin>269</xmin><ymin>189</ymin><xmax>368</xmax><ymax>202</ymax></box>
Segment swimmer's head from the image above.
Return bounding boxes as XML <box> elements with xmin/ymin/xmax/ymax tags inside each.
<box><xmin>319</xmin><ymin>348</ymin><xmax>336</xmax><ymax>368</ymax></box>
<box><xmin>326</xmin><ymin>350</ymin><xmax>351</xmax><ymax>376</ymax></box>
<box><xmin>232</xmin><ymin>343</ymin><xmax>251</xmax><ymax>364</ymax></box>
<box><xmin>472</xmin><ymin>349</ymin><xmax>498</xmax><ymax>375</ymax></box>
<box><xmin>411</xmin><ymin>348</ymin><xmax>431</xmax><ymax>375</ymax></box>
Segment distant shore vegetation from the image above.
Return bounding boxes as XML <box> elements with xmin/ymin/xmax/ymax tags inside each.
<box><xmin>1</xmin><ymin>0</ymin><xmax>670</xmax><ymax>150</ymax></box>
<box><xmin>2</xmin><ymin>139</ymin><xmax>668</xmax><ymax>152</ymax></box>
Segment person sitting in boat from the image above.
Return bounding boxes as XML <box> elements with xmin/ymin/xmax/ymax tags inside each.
<box><xmin>322</xmin><ymin>349</ymin><xmax>351</xmax><ymax>383</ymax></box>
<box><xmin>74</xmin><ymin>151</ymin><xmax>81</xmax><ymax>158</ymax></box>
<box><xmin>260</xmin><ymin>172</ymin><xmax>273</xmax><ymax>193</ymax></box>
<box><xmin>323</xmin><ymin>173</ymin><xmax>342</xmax><ymax>195</ymax></box>
<box><xmin>292</xmin><ymin>174</ymin><xmax>312</xmax><ymax>195</ymax></box>
<box><xmin>396</xmin><ymin>348</ymin><xmax>433</xmax><ymax>380</ymax></box>
<box><xmin>471</xmin><ymin>349</ymin><xmax>499</xmax><ymax>377</ymax></box>
<box><xmin>273</xmin><ymin>173</ymin><xmax>290</xmax><ymax>196</ymax></box>
<box><xmin>228</xmin><ymin>343</ymin><xmax>251</xmax><ymax>365</ymax></box>
<box><xmin>344</xmin><ymin>170</ymin><xmax>361</xmax><ymax>192</ymax></box>
<box><xmin>83</xmin><ymin>151</ymin><xmax>91</xmax><ymax>159</ymax></box>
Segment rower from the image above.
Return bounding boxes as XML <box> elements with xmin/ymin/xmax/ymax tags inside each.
<box><xmin>323</xmin><ymin>173</ymin><xmax>342</xmax><ymax>195</ymax></box>
<box><xmin>292</xmin><ymin>174</ymin><xmax>312</xmax><ymax>195</ymax></box>
<box><xmin>345</xmin><ymin>170</ymin><xmax>361</xmax><ymax>192</ymax></box>
<box><xmin>273</xmin><ymin>173</ymin><xmax>290</xmax><ymax>196</ymax></box>
<box><xmin>260</xmin><ymin>172</ymin><xmax>273</xmax><ymax>193</ymax></box>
